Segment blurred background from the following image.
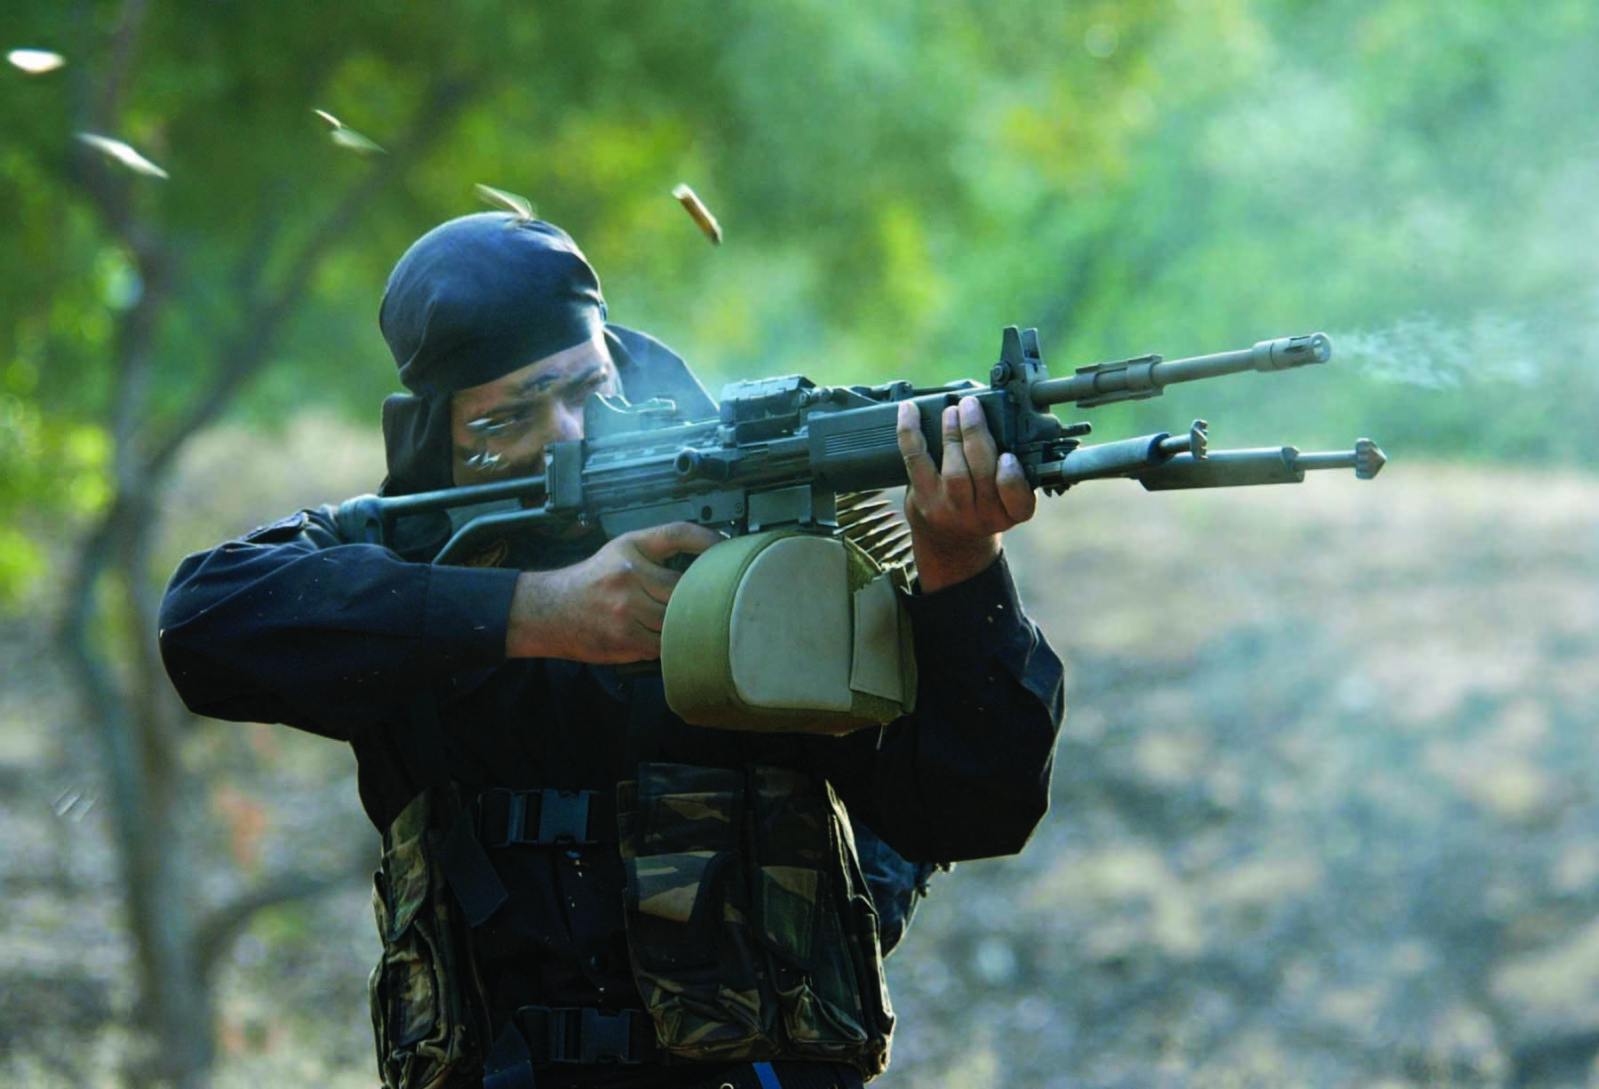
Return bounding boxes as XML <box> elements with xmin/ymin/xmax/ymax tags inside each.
<box><xmin>2</xmin><ymin>1</ymin><xmax>1597</xmax><ymax>1085</ymax></box>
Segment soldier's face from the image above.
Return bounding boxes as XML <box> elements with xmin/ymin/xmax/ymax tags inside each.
<box><xmin>449</xmin><ymin>331</ymin><xmax>619</xmax><ymax>486</ymax></box>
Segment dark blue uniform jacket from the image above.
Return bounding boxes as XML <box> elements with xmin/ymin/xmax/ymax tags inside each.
<box><xmin>157</xmin><ymin>330</ymin><xmax>1065</xmax><ymax>1085</ymax></box>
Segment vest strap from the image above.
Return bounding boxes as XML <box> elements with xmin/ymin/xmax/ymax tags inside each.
<box><xmin>482</xmin><ymin>1020</ymin><xmax>536</xmax><ymax>1089</ymax></box>
<box><xmin>440</xmin><ymin>806</ymin><xmax>510</xmax><ymax>927</ymax></box>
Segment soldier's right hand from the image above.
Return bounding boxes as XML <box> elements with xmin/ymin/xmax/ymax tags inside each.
<box><xmin>505</xmin><ymin>522</ymin><xmax>725</xmax><ymax>662</ymax></box>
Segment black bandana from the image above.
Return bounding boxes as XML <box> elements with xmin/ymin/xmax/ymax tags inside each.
<box><xmin>379</xmin><ymin>213</ymin><xmax>606</xmax><ymax>397</ymax></box>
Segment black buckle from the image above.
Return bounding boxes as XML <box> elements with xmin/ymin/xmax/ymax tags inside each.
<box><xmin>538</xmin><ymin>790</ymin><xmax>593</xmax><ymax>845</ymax></box>
<box><xmin>579</xmin><ymin>1007</ymin><xmax>636</xmax><ymax>1064</ymax></box>
<box><xmin>519</xmin><ymin>1006</ymin><xmax>646</xmax><ymax>1065</ymax></box>
<box><xmin>478</xmin><ymin>788</ymin><xmax>596</xmax><ymax>847</ymax></box>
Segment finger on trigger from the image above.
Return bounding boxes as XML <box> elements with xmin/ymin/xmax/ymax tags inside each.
<box><xmin>638</xmin><ymin>562</ymin><xmax>681</xmax><ymax>606</ymax></box>
<box><xmin>675</xmin><ymin>522</ymin><xmax>726</xmax><ymax>555</ymax></box>
<box><xmin>639</xmin><ymin>521</ymin><xmax>722</xmax><ymax>563</ymax></box>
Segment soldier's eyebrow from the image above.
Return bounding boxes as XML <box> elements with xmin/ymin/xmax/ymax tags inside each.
<box><xmin>514</xmin><ymin>362</ymin><xmax>609</xmax><ymax>400</ymax></box>
<box><xmin>465</xmin><ymin>363</ymin><xmax>614</xmax><ymax>432</ymax></box>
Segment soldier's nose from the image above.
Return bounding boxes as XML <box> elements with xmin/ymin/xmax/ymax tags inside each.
<box><xmin>554</xmin><ymin>403</ymin><xmax>584</xmax><ymax>443</ymax></box>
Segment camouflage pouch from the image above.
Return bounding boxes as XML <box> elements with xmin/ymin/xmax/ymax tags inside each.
<box><xmin>750</xmin><ymin>767</ymin><xmax>892</xmax><ymax>1074</ymax></box>
<box><xmin>617</xmin><ymin>763</ymin><xmax>892</xmax><ymax>1076</ymax></box>
<box><xmin>617</xmin><ymin>764</ymin><xmax>780</xmax><ymax>1061</ymax></box>
<box><xmin>369</xmin><ymin>786</ymin><xmax>484</xmax><ymax>1089</ymax></box>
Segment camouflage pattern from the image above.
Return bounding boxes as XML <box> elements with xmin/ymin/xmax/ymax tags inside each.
<box><xmin>618</xmin><ymin>763</ymin><xmax>893</xmax><ymax>1076</ymax></box>
<box><xmin>369</xmin><ymin>786</ymin><xmax>483</xmax><ymax>1089</ymax></box>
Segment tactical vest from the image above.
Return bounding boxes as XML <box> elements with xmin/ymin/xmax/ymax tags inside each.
<box><xmin>366</xmin><ymin>717</ymin><xmax>908</xmax><ymax>1086</ymax></box>
<box><xmin>617</xmin><ymin>762</ymin><xmax>893</xmax><ymax>1071</ymax></box>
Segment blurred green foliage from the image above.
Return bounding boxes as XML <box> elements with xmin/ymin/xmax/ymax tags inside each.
<box><xmin>1</xmin><ymin>0</ymin><xmax>1594</xmax><ymax>601</ymax></box>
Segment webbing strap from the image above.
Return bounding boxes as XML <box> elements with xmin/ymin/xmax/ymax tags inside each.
<box><xmin>392</xmin><ymin>693</ymin><xmax>511</xmax><ymax>928</ymax></box>
<box><xmin>440</xmin><ymin>808</ymin><xmax>509</xmax><ymax>927</ymax></box>
<box><xmin>482</xmin><ymin>1021</ymin><xmax>536</xmax><ymax>1089</ymax></box>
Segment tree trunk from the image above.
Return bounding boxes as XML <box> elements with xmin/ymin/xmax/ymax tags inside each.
<box><xmin>62</xmin><ymin>488</ymin><xmax>211</xmax><ymax>1087</ymax></box>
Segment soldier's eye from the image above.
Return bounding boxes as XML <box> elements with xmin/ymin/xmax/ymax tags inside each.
<box><xmin>564</xmin><ymin>376</ymin><xmax>609</xmax><ymax>408</ymax></box>
<box><xmin>466</xmin><ymin>407</ymin><xmax>534</xmax><ymax>437</ymax></box>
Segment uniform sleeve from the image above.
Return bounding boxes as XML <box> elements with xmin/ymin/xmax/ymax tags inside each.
<box><xmin>158</xmin><ymin>507</ymin><xmax>519</xmax><ymax>740</ymax></box>
<box><xmin>818</xmin><ymin>552</ymin><xmax>1065</xmax><ymax>863</ymax></box>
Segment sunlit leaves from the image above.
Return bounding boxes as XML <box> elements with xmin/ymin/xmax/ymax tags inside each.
<box><xmin>872</xmin><ymin>201</ymin><xmax>950</xmax><ymax>338</ymax></box>
<box><xmin>0</xmin><ymin>394</ymin><xmax>112</xmax><ymax>517</ymax></box>
<box><xmin>0</xmin><ymin>390</ymin><xmax>110</xmax><ymax>604</ymax></box>
<box><xmin>0</xmin><ymin>392</ymin><xmax>43</xmax><ymax>485</ymax></box>
<box><xmin>62</xmin><ymin>426</ymin><xmax>113</xmax><ymax>515</ymax></box>
<box><xmin>0</xmin><ymin>527</ymin><xmax>45</xmax><ymax>604</ymax></box>
<box><xmin>95</xmin><ymin>246</ymin><xmax>144</xmax><ymax>310</ymax></box>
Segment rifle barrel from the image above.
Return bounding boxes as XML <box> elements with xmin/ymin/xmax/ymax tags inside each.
<box><xmin>1029</xmin><ymin>333</ymin><xmax>1331</xmax><ymax>409</ymax></box>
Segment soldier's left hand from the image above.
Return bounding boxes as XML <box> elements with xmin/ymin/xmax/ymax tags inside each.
<box><xmin>897</xmin><ymin>396</ymin><xmax>1037</xmax><ymax>593</ymax></box>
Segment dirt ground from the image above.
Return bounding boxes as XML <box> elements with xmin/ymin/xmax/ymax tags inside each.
<box><xmin>4</xmin><ymin>443</ymin><xmax>1599</xmax><ymax>1087</ymax></box>
<box><xmin>885</xmin><ymin>462</ymin><xmax>1599</xmax><ymax>1088</ymax></box>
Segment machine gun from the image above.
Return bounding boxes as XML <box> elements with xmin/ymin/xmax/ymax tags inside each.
<box><xmin>337</xmin><ymin>328</ymin><xmax>1385</xmax><ymax>565</ymax></box>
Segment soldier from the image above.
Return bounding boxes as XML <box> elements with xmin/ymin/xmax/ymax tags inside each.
<box><xmin>159</xmin><ymin>212</ymin><xmax>1064</xmax><ymax>1089</ymax></box>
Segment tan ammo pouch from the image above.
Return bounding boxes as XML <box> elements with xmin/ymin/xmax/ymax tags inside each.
<box><xmin>616</xmin><ymin>762</ymin><xmax>894</xmax><ymax>1076</ymax></box>
<box><xmin>369</xmin><ymin>785</ymin><xmax>484</xmax><ymax>1089</ymax></box>
<box><xmin>660</xmin><ymin>528</ymin><xmax>916</xmax><ymax>735</ymax></box>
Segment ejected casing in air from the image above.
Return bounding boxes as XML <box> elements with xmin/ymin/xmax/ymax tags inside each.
<box><xmin>1028</xmin><ymin>333</ymin><xmax>1332</xmax><ymax>409</ymax></box>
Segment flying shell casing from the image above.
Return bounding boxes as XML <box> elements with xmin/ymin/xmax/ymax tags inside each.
<box><xmin>673</xmin><ymin>184</ymin><xmax>723</xmax><ymax>244</ymax></box>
